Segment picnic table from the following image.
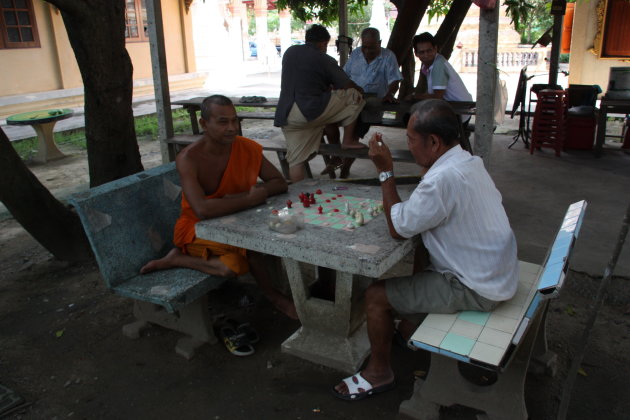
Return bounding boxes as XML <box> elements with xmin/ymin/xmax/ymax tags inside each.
<box><xmin>360</xmin><ymin>98</ymin><xmax>476</xmax><ymax>152</ymax></box>
<box><xmin>195</xmin><ymin>179</ymin><xmax>419</xmax><ymax>373</ymax></box>
<box><xmin>172</xmin><ymin>96</ymin><xmax>277</xmax><ymax>135</ymax></box>
<box><xmin>7</xmin><ymin>108</ymin><xmax>73</xmax><ymax>163</ymax></box>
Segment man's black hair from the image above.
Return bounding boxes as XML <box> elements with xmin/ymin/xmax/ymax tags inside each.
<box><xmin>409</xmin><ymin>99</ymin><xmax>460</xmax><ymax>147</ymax></box>
<box><xmin>412</xmin><ymin>32</ymin><xmax>437</xmax><ymax>52</ymax></box>
<box><xmin>305</xmin><ymin>24</ymin><xmax>331</xmax><ymax>43</ymax></box>
<box><xmin>200</xmin><ymin>95</ymin><xmax>233</xmax><ymax>121</ymax></box>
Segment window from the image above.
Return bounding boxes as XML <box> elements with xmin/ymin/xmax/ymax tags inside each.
<box><xmin>125</xmin><ymin>0</ymin><xmax>149</xmax><ymax>42</ymax></box>
<box><xmin>594</xmin><ymin>0</ymin><xmax>630</xmax><ymax>59</ymax></box>
<box><xmin>0</xmin><ymin>0</ymin><xmax>40</xmax><ymax>49</ymax></box>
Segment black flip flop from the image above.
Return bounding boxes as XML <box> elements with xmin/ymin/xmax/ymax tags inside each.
<box><xmin>217</xmin><ymin>324</ymin><xmax>254</xmax><ymax>357</ymax></box>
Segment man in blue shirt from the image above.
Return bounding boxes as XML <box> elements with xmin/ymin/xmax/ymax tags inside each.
<box><xmin>323</xmin><ymin>28</ymin><xmax>402</xmax><ymax>178</ymax></box>
<box><xmin>344</xmin><ymin>27</ymin><xmax>402</xmax><ymax>103</ymax></box>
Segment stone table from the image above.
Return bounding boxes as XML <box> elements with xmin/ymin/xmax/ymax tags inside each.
<box><xmin>196</xmin><ymin>179</ymin><xmax>418</xmax><ymax>373</ymax></box>
<box><xmin>7</xmin><ymin>108</ymin><xmax>73</xmax><ymax>163</ymax></box>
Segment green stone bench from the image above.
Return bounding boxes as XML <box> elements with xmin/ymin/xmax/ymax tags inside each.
<box><xmin>70</xmin><ymin>163</ymin><xmax>228</xmax><ymax>359</ymax></box>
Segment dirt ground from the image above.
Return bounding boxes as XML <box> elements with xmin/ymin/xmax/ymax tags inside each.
<box><xmin>1</xmin><ymin>124</ymin><xmax>629</xmax><ymax>419</ymax></box>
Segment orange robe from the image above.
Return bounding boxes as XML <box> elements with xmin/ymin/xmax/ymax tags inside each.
<box><xmin>173</xmin><ymin>136</ymin><xmax>263</xmax><ymax>275</ymax></box>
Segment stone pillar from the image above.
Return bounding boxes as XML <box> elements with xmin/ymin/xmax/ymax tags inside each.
<box><xmin>227</xmin><ymin>0</ymin><xmax>247</xmax><ymax>62</ymax></box>
<box><xmin>473</xmin><ymin>4</ymin><xmax>499</xmax><ymax>165</ymax></box>
<box><xmin>254</xmin><ymin>0</ymin><xmax>270</xmax><ymax>64</ymax></box>
<box><xmin>279</xmin><ymin>7</ymin><xmax>292</xmax><ymax>55</ymax></box>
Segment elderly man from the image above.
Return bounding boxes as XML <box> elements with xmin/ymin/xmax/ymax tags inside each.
<box><xmin>344</xmin><ymin>27</ymin><xmax>402</xmax><ymax>103</ymax></box>
<box><xmin>411</xmin><ymin>32</ymin><xmax>472</xmax><ymax>103</ymax></box>
<box><xmin>321</xmin><ymin>27</ymin><xmax>402</xmax><ymax>179</ymax></box>
<box><xmin>332</xmin><ymin>99</ymin><xmax>519</xmax><ymax>401</ymax></box>
<box><xmin>274</xmin><ymin>24</ymin><xmax>366</xmax><ymax>183</ymax></box>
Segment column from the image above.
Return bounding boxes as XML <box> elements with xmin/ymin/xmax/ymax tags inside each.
<box><xmin>254</xmin><ymin>0</ymin><xmax>270</xmax><ymax>64</ymax></box>
<box><xmin>227</xmin><ymin>0</ymin><xmax>247</xmax><ymax>62</ymax></box>
<box><xmin>279</xmin><ymin>7</ymin><xmax>291</xmax><ymax>55</ymax></box>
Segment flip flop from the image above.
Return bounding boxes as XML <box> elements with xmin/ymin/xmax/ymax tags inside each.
<box><xmin>331</xmin><ymin>372</ymin><xmax>396</xmax><ymax>401</ymax></box>
<box><xmin>218</xmin><ymin>324</ymin><xmax>254</xmax><ymax>357</ymax></box>
<box><xmin>226</xmin><ymin>319</ymin><xmax>260</xmax><ymax>344</ymax></box>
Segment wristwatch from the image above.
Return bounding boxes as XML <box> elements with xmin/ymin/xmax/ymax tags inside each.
<box><xmin>379</xmin><ymin>170</ymin><xmax>394</xmax><ymax>183</ymax></box>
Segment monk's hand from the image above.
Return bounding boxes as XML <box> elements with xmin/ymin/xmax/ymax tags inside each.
<box><xmin>247</xmin><ymin>184</ymin><xmax>268</xmax><ymax>206</ymax></box>
<box><xmin>368</xmin><ymin>133</ymin><xmax>393</xmax><ymax>172</ymax></box>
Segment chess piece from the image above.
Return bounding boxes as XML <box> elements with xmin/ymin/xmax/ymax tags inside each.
<box><xmin>317</xmin><ymin>206</ymin><xmax>323</xmax><ymax>214</ymax></box>
<box><xmin>287</xmin><ymin>200</ymin><xmax>293</xmax><ymax>209</ymax></box>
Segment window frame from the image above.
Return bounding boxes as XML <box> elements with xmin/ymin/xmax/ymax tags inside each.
<box><xmin>593</xmin><ymin>0</ymin><xmax>630</xmax><ymax>60</ymax></box>
<box><xmin>0</xmin><ymin>0</ymin><xmax>40</xmax><ymax>49</ymax></box>
<box><xmin>125</xmin><ymin>0</ymin><xmax>149</xmax><ymax>43</ymax></box>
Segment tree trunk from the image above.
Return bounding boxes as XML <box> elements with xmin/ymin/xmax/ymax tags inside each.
<box><xmin>434</xmin><ymin>0</ymin><xmax>472</xmax><ymax>60</ymax></box>
<box><xmin>47</xmin><ymin>0</ymin><xmax>143</xmax><ymax>187</ymax></box>
<box><xmin>0</xmin><ymin>128</ymin><xmax>92</xmax><ymax>261</ymax></box>
<box><xmin>387</xmin><ymin>0</ymin><xmax>431</xmax><ymax>98</ymax></box>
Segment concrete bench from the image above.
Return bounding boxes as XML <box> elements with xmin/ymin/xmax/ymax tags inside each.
<box><xmin>69</xmin><ymin>163</ymin><xmax>228</xmax><ymax>359</ymax></box>
<box><xmin>164</xmin><ymin>134</ymin><xmax>414</xmax><ymax>180</ymax></box>
<box><xmin>400</xmin><ymin>200</ymin><xmax>588</xmax><ymax>420</ymax></box>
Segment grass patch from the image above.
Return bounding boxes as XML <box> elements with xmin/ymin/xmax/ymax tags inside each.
<box><xmin>11</xmin><ymin>109</ymin><xmax>194</xmax><ymax>159</ymax></box>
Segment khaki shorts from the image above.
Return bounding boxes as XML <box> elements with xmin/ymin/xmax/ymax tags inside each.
<box><xmin>282</xmin><ymin>88</ymin><xmax>365</xmax><ymax>166</ymax></box>
<box><xmin>385</xmin><ymin>270</ymin><xmax>500</xmax><ymax>316</ymax></box>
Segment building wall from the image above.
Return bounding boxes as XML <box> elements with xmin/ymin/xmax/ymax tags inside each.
<box><xmin>0</xmin><ymin>1</ymin><xmax>198</xmax><ymax>98</ymax></box>
<box><xmin>569</xmin><ymin>0</ymin><xmax>629</xmax><ymax>91</ymax></box>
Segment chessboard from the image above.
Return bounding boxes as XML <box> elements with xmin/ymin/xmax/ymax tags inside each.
<box><xmin>286</xmin><ymin>190</ymin><xmax>384</xmax><ymax>231</ymax></box>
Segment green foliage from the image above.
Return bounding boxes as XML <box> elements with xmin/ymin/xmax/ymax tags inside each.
<box><xmin>276</xmin><ymin>0</ymin><xmax>369</xmax><ymax>26</ymax></box>
<box><xmin>504</xmin><ymin>0</ymin><xmax>534</xmax><ymax>32</ymax></box>
<box><xmin>559</xmin><ymin>53</ymin><xmax>570</xmax><ymax>63</ymax></box>
<box><xmin>505</xmin><ymin>0</ymin><xmax>553</xmax><ymax>44</ymax></box>
<box><xmin>426</xmin><ymin>0</ymin><xmax>452</xmax><ymax>24</ymax></box>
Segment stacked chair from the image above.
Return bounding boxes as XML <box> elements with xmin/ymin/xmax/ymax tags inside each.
<box><xmin>530</xmin><ymin>89</ymin><xmax>567</xmax><ymax>156</ymax></box>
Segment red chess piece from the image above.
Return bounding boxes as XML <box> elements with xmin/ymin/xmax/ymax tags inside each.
<box><xmin>325</xmin><ymin>199</ymin><xmax>331</xmax><ymax>203</ymax></box>
<box><xmin>286</xmin><ymin>200</ymin><xmax>292</xmax><ymax>208</ymax></box>
<box><xmin>337</xmin><ymin>194</ymin><xmax>343</xmax><ymax>197</ymax></box>
<box><xmin>303</xmin><ymin>201</ymin><xmax>310</xmax><ymax>208</ymax></box>
<box><xmin>333</xmin><ymin>208</ymin><xmax>339</xmax><ymax>212</ymax></box>
<box><xmin>309</xmin><ymin>196</ymin><xmax>316</xmax><ymax>204</ymax></box>
<box><xmin>317</xmin><ymin>206</ymin><xmax>323</xmax><ymax>214</ymax></box>
<box><xmin>316</xmin><ymin>189</ymin><xmax>322</xmax><ymax>194</ymax></box>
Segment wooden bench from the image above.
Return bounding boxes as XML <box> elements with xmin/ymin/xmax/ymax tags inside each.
<box><xmin>399</xmin><ymin>200</ymin><xmax>588</xmax><ymax>420</ymax></box>
<box><xmin>164</xmin><ymin>134</ymin><xmax>415</xmax><ymax>180</ymax></box>
<box><xmin>69</xmin><ymin>163</ymin><xmax>228</xmax><ymax>360</ymax></box>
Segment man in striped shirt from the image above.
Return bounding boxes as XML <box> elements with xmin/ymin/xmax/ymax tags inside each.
<box><xmin>333</xmin><ymin>99</ymin><xmax>518</xmax><ymax>401</ymax></box>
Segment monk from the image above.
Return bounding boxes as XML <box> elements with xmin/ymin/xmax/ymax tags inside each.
<box><xmin>141</xmin><ymin>94</ymin><xmax>297</xmax><ymax>319</ymax></box>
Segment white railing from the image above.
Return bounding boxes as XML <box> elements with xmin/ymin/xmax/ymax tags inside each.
<box><xmin>459</xmin><ymin>46</ymin><xmax>549</xmax><ymax>73</ymax></box>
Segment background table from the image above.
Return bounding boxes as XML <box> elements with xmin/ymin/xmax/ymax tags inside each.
<box><xmin>594</xmin><ymin>97</ymin><xmax>630</xmax><ymax>157</ymax></box>
<box><xmin>7</xmin><ymin>108</ymin><xmax>73</xmax><ymax>163</ymax></box>
<box><xmin>172</xmin><ymin>97</ymin><xmax>277</xmax><ymax>135</ymax></box>
<box><xmin>195</xmin><ymin>179</ymin><xmax>418</xmax><ymax>373</ymax></box>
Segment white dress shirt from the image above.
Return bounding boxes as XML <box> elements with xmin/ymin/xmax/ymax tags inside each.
<box><xmin>391</xmin><ymin>145</ymin><xmax>518</xmax><ymax>301</ymax></box>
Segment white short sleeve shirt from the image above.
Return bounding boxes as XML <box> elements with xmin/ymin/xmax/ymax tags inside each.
<box><xmin>427</xmin><ymin>54</ymin><xmax>473</xmax><ymax>103</ymax></box>
<box><xmin>390</xmin><ymin>146</ymin><xmax>518</xmax><ymax>301</ymax></box>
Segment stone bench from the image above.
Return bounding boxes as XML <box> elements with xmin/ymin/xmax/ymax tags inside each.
<box><xmin>69</xmin><ymin>163</ymin><xmax>228</xmax><ymax>360</ymax></box>
<box><xmin>400</xmin><ymin>200</ymin><xmax>588</xmax><ymax>420</ymax></box>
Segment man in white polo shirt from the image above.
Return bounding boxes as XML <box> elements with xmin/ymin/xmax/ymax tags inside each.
<box><xmin>332</xmin><ymin>99</ymin><xmax>518</xmax><ymax>401</ymax></box>
<box><xmin>411</xmin><ymin>32</ymin><xmax>472</xmax><ymax>104</ymax></box>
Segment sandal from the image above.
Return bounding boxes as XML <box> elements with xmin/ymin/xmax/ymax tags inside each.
<box><xmin>226</xmin><ymin>319</ymin><xmax>260</xmax><ymax>344</ymax></box>
<box><xmin>331</xmin><ymin>372</ymin><xmax>396</xmax><ymax>401</ymax></box>
<box><xmin>217</xmin><ymin>324</ymin><xmax>254</xmax><ymax>357</ymax></box>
